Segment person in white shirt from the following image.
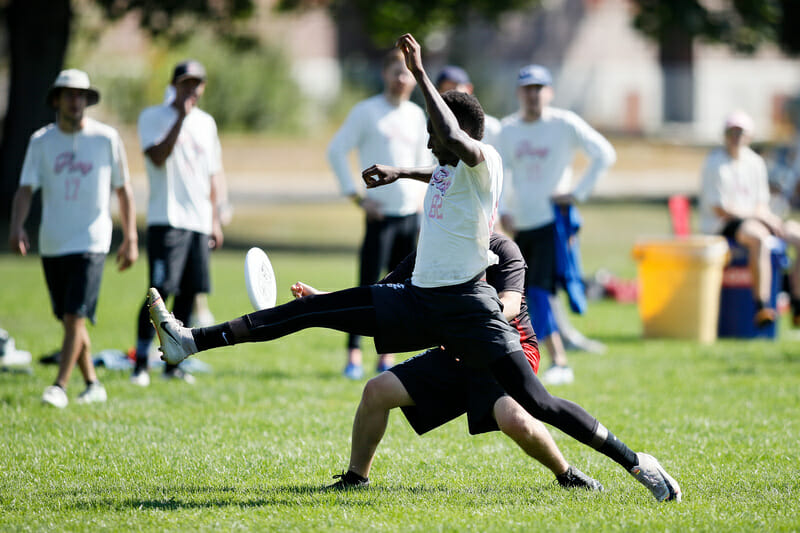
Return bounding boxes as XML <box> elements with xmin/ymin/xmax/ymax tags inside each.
<box><xmin>147</xmin><ymin>34</ymin><xmax>681</xmax><ymax>503</ymax></box>
<box><xmin>8</xmin><ymin>69</ymin><xmax>138</xmax><ymax>408</ymax></box>
<box><xmin>130</xmin><ymin>60</ymin><xmax>224</xmax><ymax>386</ymax></box>
<box><xmin>496</xmin><ymin>65</ymin><xmax>616</xmax><ymax>385</ymax></box>
<box><xmin>699</xmin><ymin>110</ymin><xmax>800</xmax><ymax>327</ymax></box>
<box><xmin>436</xmin><ymin>64</ymin><xmax>606</xmax><ymax>357</ymax></box>
<box><xmin>327</xmin><ymin>49</ymin><xmax>431</xmax><ymax>380</ymax></box>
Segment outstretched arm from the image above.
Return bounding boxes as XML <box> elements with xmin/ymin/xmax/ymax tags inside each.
<box><xmin>395</xmin><ymin>33</ymin><xmax>484</xmax><ymax>167</ymax></box>
<box><xmin>362</xmin><ymin>163</ymin><xmax>437</xmax><ymax>189</ymax></box>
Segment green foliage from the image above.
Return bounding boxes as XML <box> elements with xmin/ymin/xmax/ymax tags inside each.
<box><xmin>631</xmin><ymin>0</ymin><xmax>785</xmax><ymax>54</ymax></box>
<box><xmin>279</xmin><ymin>0</ymin><xmax>542</xmax><ymax>47</ymax></box>
<box><xmin>86</xmin><ymin>32</ymin><xmax>307</xmax><ymax>133</ymax></box>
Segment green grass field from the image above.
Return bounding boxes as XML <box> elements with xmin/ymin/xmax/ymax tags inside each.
<box><xmin>1</xmin><ymin>202</ymin><xmax>799</xmax><ymax>531</ymax></box>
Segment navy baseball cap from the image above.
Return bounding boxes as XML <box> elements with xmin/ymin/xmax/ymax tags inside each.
<box><xmin>436</xmin><ymin>65</ymin><xmax>471</xmax><ymax>87</ymax></box>
<box><xmin>172</xmin><ymin>60</ymin><xmax>207</xmax><ymax>83</ymax></box>
<box><xmin>517</xmin><ymin>64</ymin><xmax>552</xmax><ymax>87</ymax></box>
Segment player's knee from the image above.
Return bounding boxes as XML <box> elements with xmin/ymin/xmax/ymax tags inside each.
<box><xmin>495</xmin><ymin>398</ymin><xmax>535</xmax><ymax>438</ymax></box>
<box><xmin>360</xmin><ymin>374</ymin><xmax>392</xmax><ymax>409</ymax></box>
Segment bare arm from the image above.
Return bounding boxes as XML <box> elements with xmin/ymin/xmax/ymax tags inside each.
<box><xmin>362</xmin><ymin>164</ymin><xmax>437</xmax><ymax>189</ymax></box>
<box><xmin>144</xmin><ymin>96</ymin><xmax>193</xmax><ymax>166</ymax></box>
<box><xmin>497</xmin><ymin>290</ymin><xmax>522</xmax><ymax>321</ymax></box>
<box><xmin>8</xmin><ymin>186</ymin><xmax>33</xmax><ymax>255</ymax></box>
<box><xmin>395</xmin><ymin>34</ymin><xmax>484</xmax><ymax>167</ymax></box>
<box><xmin>115</xmin><ymin>183</ymin><xmax>139</xmax><ymax>271</ymax></box>
<box><xmin>209</xmin><ymin>172</ymin><xmax>224</xmax><ymax>249</ymax></box>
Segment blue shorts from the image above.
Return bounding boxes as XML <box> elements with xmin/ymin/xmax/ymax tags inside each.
<box><xmin>371</xmin><ymin>279</ymin><xmax>522</xmax><ymax>369</ymax></box>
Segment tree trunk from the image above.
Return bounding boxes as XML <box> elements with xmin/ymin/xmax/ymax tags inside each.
<box><xmin>0</xmin><ymin>0</ymin><xmax>71</xmax><ymax>235</ymax></box>
<box><xmin>659</xmin><ymin>24</ymin><xmax>694</xmax><ymax>123</ymax></box>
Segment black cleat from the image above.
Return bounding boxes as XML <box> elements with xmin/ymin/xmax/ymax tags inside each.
<box><xmin>556</xmin><ymin>465</ymin><xmax>604</xmax><ymax>491</ymax></box>
<box><xmin>326</xmin><ymin>470</ymin><xmax>370</xmax><ymax>490</ymax></box>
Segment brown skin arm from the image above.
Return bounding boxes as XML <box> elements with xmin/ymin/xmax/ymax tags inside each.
<box><xmin>8</xmin><ymin>186</ymin><xmax>33</xmax><ymax>255</ymax></box>
<box><xmin>115</xmin><ymin>183</ymin><xmax>139</xmax><ymax>271</ymax></box>
<box><xmin>395</xmin><ymin>34</ymin><xmax>484</xmax><ymax>168</ymax></box>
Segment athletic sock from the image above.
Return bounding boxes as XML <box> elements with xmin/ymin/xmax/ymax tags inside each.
<box><xmin>192</xmin><ymin>323</ymin><xmax>235</xmax><ymax>352</ymax></box>
<box><xmin>597</xmin><ymin>430</ymin><xmax>637</xmax><ymax>470</ymax></box>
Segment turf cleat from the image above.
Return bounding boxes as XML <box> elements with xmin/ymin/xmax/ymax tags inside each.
<box><xmin>556</xmin><ymin>465</ymin><xmax>604</xmax><ymax>491</ymax></box>
<box><xmin>326</xmin><ymin>471</ymin><xmax>370</xmax><ymax>490</ymax></box>
<box><xmin>630</xmin><ymin>453</ymin><xmax>682</xmax><ymax>502</ymax></box>
<box><xmin>147</xmin><ymin>288</ymin><xmax>197</xmax><ymax>365</ymax></box>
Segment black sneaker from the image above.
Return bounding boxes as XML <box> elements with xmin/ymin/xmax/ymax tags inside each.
<box><xmin>326</xmin><ymin>471</ymin><xmax>369</xmax><ymax>490</ymax></box>
<box><xmin>556</xmin><ymin>466</ymin><xmax>604</xmax><ymax>491</ymax></box>
<box><xmin>162</xmin><ymin>366</ymin><xmax>196</xmax><ymax>384</ymax></box>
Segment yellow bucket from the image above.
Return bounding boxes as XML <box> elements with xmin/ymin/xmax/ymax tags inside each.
<box><xmin>631</xmin><ymin>236</ymin><xmax>729</xmax><ymax>343</ymax></box>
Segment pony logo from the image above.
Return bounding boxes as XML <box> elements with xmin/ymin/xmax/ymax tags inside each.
<box><xmin>430</xmin><ymin>168</ymin><xmax>452</xmax><ymax>196</ymax></box>
<box><xmin>515</xmin><ymin>140</ymin><xmax>549</xmax><ymax>160</ymax></box>
<box><xmin>54</xmin><ymin>152</ymin><xmax>93</xmax><ymax>176</ymax></box>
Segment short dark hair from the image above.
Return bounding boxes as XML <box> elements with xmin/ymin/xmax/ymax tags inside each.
<box><xmin>441</xmin><ymin>90</ymin><xmax>484</xmax><ymax>140</ymax></box>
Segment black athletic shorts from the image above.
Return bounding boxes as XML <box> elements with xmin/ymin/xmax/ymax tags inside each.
<box><xmin>146</xmin><ymin>225</ymin><xmax>211</xmax><ymax>295</ymax></box>
<box><xmin>42</xmin><ymin>253</ymin><xmax>106</xmax><ymax>323</ymax></box>
<box><xmin>370</xmin><ymin>278</ymin><xmax>522</xmax><ymax>369</ymax></box>
<box><xmin>721</xmin><ymin>218</ymin><xmax>744</xmax><ymax>240</ymax></box>
<box><xmin>390</xmin><ymin>347</ymin><xmax>506</xmax><ymax>435</ymax></box>
<box><xmin>515</xmin><ymin>223</ymin><xmax>557</xmax><ymax>293</ymax></box>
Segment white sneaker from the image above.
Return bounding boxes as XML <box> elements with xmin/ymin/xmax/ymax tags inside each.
<box><xmin>541</xmin><ymin>365</ymin><xmax>574</xmax><ymax>385</ymax></box>
<box><xmin>76</xmin><ymin>382</ymin><xmax>107</xmax><ymax>404</ymax></box>
<box><xmin>129</xmin><ymin>369</ymin><xmax>151</xmax><ymax>387</ymax></box>
<box><xmin>42</xmin><ymin>385</ymin><xmax>68</xmax><ymax>408</ymax></box>
<box><xmin>147</xmin><ymin>288</ymin><xmax>197</xmax><ymax>365</ymax></box>
<box><xmin>630</xmin><ymin>452</ymin><xmax>682</xmax><ymax>502</ymax></box>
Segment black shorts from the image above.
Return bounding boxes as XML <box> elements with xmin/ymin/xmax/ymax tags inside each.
<box><xmin>147</xmin><ymin>225</ymin><xmax>211</xmax><ymax>295</ymax></box>
<box><xmin>515</xmin><ymin>224</ymin><xmax>556</xmax><ymax>293</ymax></box>
<box><xmin>371</xmin><ymin>279</ymin><xmax>522</xmax><ymax>369</ymax></box>
<box><xmin>391</xmin><ymin>347</ymin><xmax>507</xmax><ymax>435</ymax></box>
<box><xmin>721</xmin><ymin>218</ymin><xmax>744</xmax><ymax>240</ymax></box>
<box><xmin>42</xmin><ymin>253</ymin><xmax>106</xmax><ymax>323</ymax></box>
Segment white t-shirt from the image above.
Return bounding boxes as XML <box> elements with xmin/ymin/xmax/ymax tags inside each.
<box><xmin>699</xmin><ymin>146</ymin><xmax>770</xmax><ymax>234</ymax></box>
<box><xmin>412</xmin><ymin>142</ymin><xmax>503</xmax><ymax>287</ymax></box>
<box><xmin>138</xmin><ymin>104</ymin><xmax>222</xmax><ymax>234</ymax></box>
<box><xmin>20</xmin><ymin>118</ymin><xmax>130</xmax><ymax>257</ymax></box>
<box><xmin>327</xmin><ymin>94</ymin><xmax>431</xmax><ymax>216</ymax></box>
<box><xmin>482</xmin><ymin>114</ymin><xmax>502</xmax><ymax>147</ymax></box>
<box><xmin>496</xmin><ymin>107</ymin><xmax>616</xmax><ymax>230</ymax></box>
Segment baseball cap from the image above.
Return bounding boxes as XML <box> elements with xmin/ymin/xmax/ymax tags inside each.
<box><xmin>47</xmin><ymin>69</ymin><xmax>100</xmax><ymax>108</ymax></box>
<box><xmin>436</xmin><ymin>65</ymin><xmax>471</xmax><ymax>87</ymax></box>
<box><xmin>724</xmin><ymin>110</ymin><xmax>754</xmax><ymax>134</ymax></box>
<box><xmin>172</xmin><ymin>60</ymin><xmax>207</xmax><ymax>84</ymax></box>
<box><xmin>517</xmin><ymin>64</ymin><xmax>552</xmax><ymax>87</ymax></box>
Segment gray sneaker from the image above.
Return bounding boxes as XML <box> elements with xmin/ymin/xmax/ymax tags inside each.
<box><xmin>76</xmin><ymin>382</ymin><xmax>107</xmax><ymax>404</ymax></box>
<box><xmin>147</xmin><ymin>288</ymin><xmax>197</xmax><ymax>365</ymax></box>
<box><xmin>629</xmin><ymin>453</ymin><xmax>682</xmax><ymax>502</ymax></box>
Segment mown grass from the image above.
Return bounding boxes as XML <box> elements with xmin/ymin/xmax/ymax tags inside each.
<box><xmin>1</xmin><ymin>202</ymin><xmax>799</xmax><ymax>532</ymax></box>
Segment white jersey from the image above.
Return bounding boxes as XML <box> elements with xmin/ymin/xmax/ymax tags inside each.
<box><xmin>496</xmin><ymin>107</ymin><xmax>615</xmax><ymax>230</ymax></box>
<box><xmin>138</xmin><ymin>104</ymin><xmax>222</xmax><ymax>234</ymax></box>
<box><xmin>482</xmin><ymin>114</ymin><xmax>502</xmax><ymax>147</ymax></box>
<box><xmin>699</xmin><ymin>146</ymin><xmax>770</xmax><ymax>234</ymax></box>
<box><xmin>19</xmin><ymin>118</ymin><xmax>130</xmax><ymax>257</ymax></box>
<box><xmin>412</xmin><ymin>142</ymin><xmax>503</xmax><ymax>287</ymax></box>
<box><xmin>327</xmin><ymin>94</ymin><xmax>431</xmax><ymax>216</ymax></box>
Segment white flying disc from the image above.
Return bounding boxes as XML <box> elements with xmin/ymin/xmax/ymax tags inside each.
<box><xmin>244</xmin><ymin>247</ymin><xmax>277</xmax><ymax>311</ymax></box>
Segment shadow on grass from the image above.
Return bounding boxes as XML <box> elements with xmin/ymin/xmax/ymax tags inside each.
<box><xmin>68</xmin><ymin>482</ymin><xmax>556</xmax><ymax>511</ymax></box>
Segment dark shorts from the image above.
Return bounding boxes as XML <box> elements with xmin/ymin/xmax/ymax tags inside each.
<box><xmin>391</xmin><ymin>347</ymin><xmax>507</xmax><ymax>435</ymax></box>
<box><xmin>721</xmin><ymin>218</ymin><xmax>744</xmax><ymax>240</ymax></box>
<box><xmin>515</xmin><ymin>224</ymin><xmax>556</xmax><ymax>293</ymax></box>
<box><xmin>147</xmin><ymin>225</ymin><xmax>211</xmax><ymax>295</ymax></box>
<box><xmin>42</xmin><ymin>253</ymin><xmax>106</xmax><ymax>323</ymax></box>
<box><xmin>371</xmin><ymin>279</ymin><xmax>522</xmax><ymax>369</ymax></box>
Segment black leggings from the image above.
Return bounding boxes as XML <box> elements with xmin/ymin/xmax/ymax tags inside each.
<box><xmin>229</xmin><ymin>287</ymin><xmax>602</xmax><ymax>448</ymax></box>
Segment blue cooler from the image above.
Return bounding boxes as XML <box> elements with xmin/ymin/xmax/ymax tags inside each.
<box><xmin>717</xmin><ymin>238</ymin><xmax>787</xmax><ymax>339</ymax></box>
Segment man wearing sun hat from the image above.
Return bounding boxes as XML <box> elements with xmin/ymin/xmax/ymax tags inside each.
<box><xmin>495</xmin><ymin>64</ymin><xmax>616</xmax><ymax>386</ymax></box>
<box><xmin>8</xmin><ymin>68</ymin><xmax>138</xmax><ymax>408</ymax></box>
<box><xmin>699</xmin><ymin>110</ymin><xmax>800</xmax><ymax>327</ymax></box>
<box><xmin>129</xmin><ymin>59</ymin><xmax>225</xmax><ymax>386</ymax></box>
